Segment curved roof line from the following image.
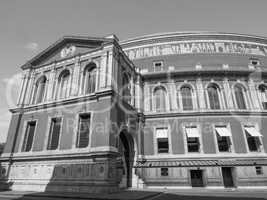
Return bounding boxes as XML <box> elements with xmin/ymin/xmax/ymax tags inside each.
<box><xmin>120</xmin><ymin>31</ymin><xmax>267</xmax><ymax>45</ymax></box>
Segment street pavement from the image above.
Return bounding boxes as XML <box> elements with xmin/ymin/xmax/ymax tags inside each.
<box><xmin>0</xmin><ymin>189</ymin><xmax>267</xmax><ymax>200</ymax></box>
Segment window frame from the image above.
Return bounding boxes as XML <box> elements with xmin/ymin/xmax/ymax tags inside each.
<box><xmin>232</xmin><ymin>83</ymin><xmax>250</xmax><ymax>110</ymax></box>
<box><xmin>56</xmin><ymin>69</ymin><xmax>71</xmax><ymax>100</ymax></box>
<box><xmin>20</xmin><ymin>119</ymin><xmax>38</xmax><ymax>153</ymax></box>
<box><xmin>206</xmin><ymin>83</ymin><xmax>222</xmax><ymax>110</ymax></box>
<box><xmin>83</xmin><ymin>64</ymin><xmax>97</xmax><ymax>95</ymax></box>
<box><xmin>213</xmin><ymin>123</ymin><xmax>235</xmax><ymax>154</ymax></box>
<box><xmin>74</xmin><ymin>112</ymin><xmax>92</xmax><ymax>149</ymax></box>
<box><xmin>31</xmin><ymin>75</ymin><xmax>48</xmax><ymax>105</ymax></box>
<box><xmin>154</xmin><ymin>126</ymin><xmax>172</xmax><ymax>155</ymax></box>
<box><xmin>258</xmin><ymin>84</ymin><xmax>267</xmax><ymax>110</ymax></box>
<box><xmin>160</xmin><ymin>167</ymin><xmax>169</xmax><ymax>177</ymax></box>
<box><xmin>178</xmin><ymin>84</ymin><xmax>196</xmax><ymax>111</ymax></box>
<box><xmin>241</xmin><ymin>123</ymin><xmax>264</xmax><ymax>153</ymax></box>
<box><xmin>45</xmin><ymin>116</ymin><xmax>63</xmax><ymax>151</ymax></box>
<box><xmin>255</xmin><ymin>166</ymin><xmax>264</xmax><ymax>175</ymax></box>
<box><xmin>183</xmin><ymin>124</ymin><xmax>203</xmax><ymax>154</ymax></box>
<box><xmin>153</xmin><ymin>61</ymin><xmax>164</xmax><ymax>72</ymax></box>
<box><xmin>152</xmin><ymin>85</ymin><xmax>169</xmax><ymax>112</ymax></box>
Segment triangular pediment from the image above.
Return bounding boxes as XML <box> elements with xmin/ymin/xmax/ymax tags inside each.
<box><xmin>22</xmin><ymin>36</ymin><xmax>114</xmax><ymax>69</ymax></box>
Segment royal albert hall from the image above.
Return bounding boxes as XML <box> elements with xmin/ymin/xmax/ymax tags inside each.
<box><xmin>1</xmin><ymin>32</ymin><xmax>267</xmax><ymax>192</ymax></box>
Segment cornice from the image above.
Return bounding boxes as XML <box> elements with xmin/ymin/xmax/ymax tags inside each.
<box><xmin>145</xmin><ymin>110</ymin><xmax>267</xmax><ymax>119</ymax></box>
<box><xmin>120</xmin><ymin>32</ymin><xmax>267</xmax><ymax>48</ymax></box>
<box><xmin>10</xmin><ymin>89</ymin><xmax>114</xmax><ymax>113</ymax></box>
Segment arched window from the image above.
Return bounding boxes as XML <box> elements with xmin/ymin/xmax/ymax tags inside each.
<box><xmin>57</xmin><ymin>70</ymin><xmax>70</xmax><ymax>99</ymax></box>
<box><xmin>154</xmin><ymin>87</ymin><xmax>167</xmax><ymax>112</ymax></box>
<box><xmin>83</xmin><ymin>63</ymin><xmax>97</xmax><ymax>94</ymax></box>
<box><xmin>122</xmin><ymin>73</ymin><xmax>131</xmax><ymax>103</ymax></box>
<box><xmin>207</xmin><ymin>84</ymin><xmax>220</xmax><ymax>110</ymax></box>
<box><xmin>32</xmin><ymin>76</ymin><xmax>47</xmax><ymax>104</ymax></box>
<box><xmin>234</xmin><ymin>85</ymin><xmax>247</xmax><ymax>109</ymax></box>
<box><xmin>181</xmin><ymin>86</ymin><xmax>193</xmax><ymax>110</ymax></box>
<box><xmin>258</xmin><ymin>84</ymin><xmax>267</xmax><ymax>109</ymax></box>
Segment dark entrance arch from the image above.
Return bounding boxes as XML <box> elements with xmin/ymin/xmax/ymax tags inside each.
<box><xmin>119</xmin><ymin>131</ymin><xmax>134</xmax><ymax>188</ymax></box>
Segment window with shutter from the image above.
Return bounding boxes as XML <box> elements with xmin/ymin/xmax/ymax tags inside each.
<box><xmin>22</xmin><ymin>121</ymin><xmax>36</xmax><ymax>152</ymax></box>
<box><xmin>47</xmin><ymin>117</ymin><xmax>62</xmax><ymax>150</ymax></box>
<box><xmin>76</xmin><ymin>114</ymin><xmax>90</xmax><ymax>148</ymax></box>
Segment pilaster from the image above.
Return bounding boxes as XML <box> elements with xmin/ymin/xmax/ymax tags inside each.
<box><xmin>223</xmin><ymin>78</ymin><xmax>234</xmax><ymax>109</ymax></box>
<box><xmin>70</xmin><ymin>56</ymin><xmax>81</xmax><ymax>96</ymax></box>
<box><xmin>196</xmin><ymin>78</ymin><xmax>206</xmax><ymax>110</ymax></box>
<box><xmin>248</xmin><ymin>79</ymin><xmax>261</xmax><ymax>110</ymax></box>
<box><xmin>46</xmin><ymin>63</ymin><xmax>57</xmax><ymax>101</ymax></box>
<box><xmin>143</xmin><ymin>83</ymin><xmax>150</xmax><ymax>112</ymax></box>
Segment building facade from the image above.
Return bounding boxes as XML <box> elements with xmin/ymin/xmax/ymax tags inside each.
<box><xmin>1</xmin><ymin>32</ymin><xmax>267</xmax><ymax>192</ymax></box>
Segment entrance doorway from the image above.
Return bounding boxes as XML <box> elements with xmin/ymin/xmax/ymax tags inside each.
<box><xmin>119</xmin><ymin>131</ymin><xmax>134</xmax><ymax>188</ymax></box>
<box><xmin>190</xmin><ymin>170</ymin><xmax>204</xmax><ymax>187</ymax></box>
<box><xmin>222</xmin><ymin>167</ymin><xmax>235</xmax><ymax>187</ymax></box>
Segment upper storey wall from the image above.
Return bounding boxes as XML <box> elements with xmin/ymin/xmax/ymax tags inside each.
<box><xmin>120</xmin><ymin>32</ymin><xmax>267</xmax><ymax>73</ymax></box>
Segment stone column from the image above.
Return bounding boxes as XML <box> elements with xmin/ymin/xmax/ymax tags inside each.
<box><xmin>196</xmin><ymin>78</ymin><xmax>206</xmax><ymax>110</ymax></box>
<box><xmin>223</xmin><ymin>78</ymin><xmax>234</xmax><ymax>109</ymax></box>
<box><xmin>248</xmin><ymin>79</ymin><xmax>261</xmax><ymax>110</ymax></box>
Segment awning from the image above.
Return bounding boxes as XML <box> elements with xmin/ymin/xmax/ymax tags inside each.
<box><xmin>244</xmin><ymin>127</ymin><xmax>262</xmax><ymax>137</ymax></box>
<box><xmin>134</xmin><ymin>159</ymin><xmax>267</xmax><ymax>168</ymax></box>
<box><xmin>185</xmin><ymin>127</ymin><xmax>199</xmax><ymax>138</ymax></box>
<box><xmin>156</xmin><ymin>128</ymin><xmax>168</xmax><ymax>138</ymax></box>
<box><xmin>215</xmin><ymin>127</ymin><xmax>231</xmax><ymax>137</ymax></box>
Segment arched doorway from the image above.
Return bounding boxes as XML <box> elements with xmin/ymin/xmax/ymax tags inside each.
<box><xmin>118</xmin><ymin>130</ymin><xmax>135</xmax><ymax>188</ymax></box>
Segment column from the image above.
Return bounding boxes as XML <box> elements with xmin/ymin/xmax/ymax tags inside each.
<box><xmin>248</xmin><ymin>79</ymin><xmax>261</xmax><ymax>110</ymax></box>
<box><xmin>223</xmin><ymin>78</ymin><xmax>234</xmax><ymax>109</ymax></box>
<box><xmin>196</xmin><ymin>78</ymin><xmax>206</xmax><ymax>110</ymax></box>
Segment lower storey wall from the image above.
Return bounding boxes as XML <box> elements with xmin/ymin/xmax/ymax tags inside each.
<box><xmin>0</xmin><ymin>157</ymin><xmax>122</xmax><ymax>193</ymax></box>
<box><xmin>139</xmin><ymin>166</ymin><xmax>267</xmax><ymax>188</ymax></box>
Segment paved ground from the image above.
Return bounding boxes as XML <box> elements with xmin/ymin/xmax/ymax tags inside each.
<box><xmin>0</xmin><ymin>189</ymin><xmax>267</xmax><ymax>200</ymax></box>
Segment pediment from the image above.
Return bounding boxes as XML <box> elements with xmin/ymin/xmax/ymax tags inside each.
<box><xmin>22</xmin><ymin>36</ymin><xmax>113</xmax><ymax>69</ymax></box>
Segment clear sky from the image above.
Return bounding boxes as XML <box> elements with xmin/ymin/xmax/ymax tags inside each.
<box><xmin>0</xmin><ymin>0</ymin><xmax>267</xmax><ymax>142</ymax></box>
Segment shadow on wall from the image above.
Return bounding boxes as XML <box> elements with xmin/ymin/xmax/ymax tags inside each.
<box><xmin>43</xmin><ymin>161</ymin><xmax>120</xmax><ymax>194</ymax></box>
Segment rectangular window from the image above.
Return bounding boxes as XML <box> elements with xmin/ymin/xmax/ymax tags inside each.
<box><xmin>262</xmin><ymin>102</ymin><xmax>267</xmax><ymax>110</ymax></box>
<box><xmin>244</xmin><ymin>125</ymin><xmax>262</xmax><ymax>152</ymax></box>
<box><xmin>76</xmin><ymin>114</ymin><xmax>90</xmax><ymax>148</ymax></box>
<box><xmin>161</xmin><ymin>168</ymin><xmax>169</xmax><ymax>176</ymax></box>
<box><xmin>22</xmin><ymin>121</ymin><xmax>36</xmax><ymax>152</ymax></box>
<box><xmin>47</xmin><ymin>117</ymin><xmax>62</xmax><ymax>150</ymax></box>
<box><xmin>153</xmin><ymin>61</ymin><xmax>163</xmax><ymax>72</ymax></box>
<box><xmin>185</xmin><ymin>126</ymin><xmax>200</xmax><ymax>153</ymax></box>
<box><xmin>156</xmin><ymin>128</ymin><xmax>169</xmax><ymax>153</ymax></box>
<box><xmin>215</xmin><ymin>125</ymin><xmax>232</xmax><ymax>152</ymax></box>
<box><xmin>255</xmin><ymin>166</ymin><xmax>263</xmax><ymax>175</ymax></box>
